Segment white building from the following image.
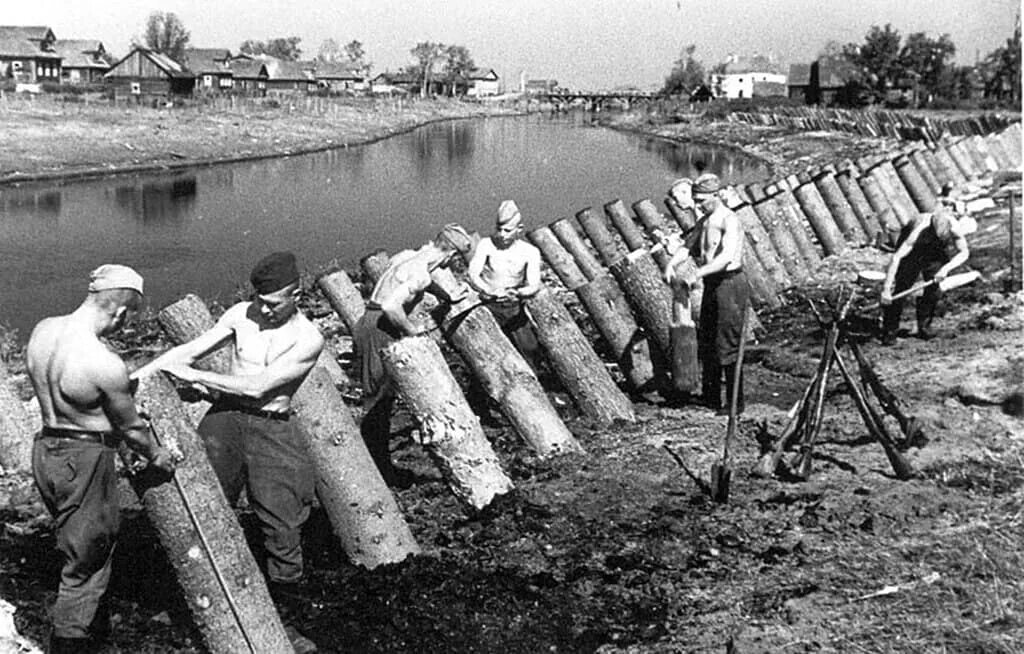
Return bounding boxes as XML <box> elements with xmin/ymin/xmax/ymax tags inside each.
<box><xmin>711</xmin><ymin>54</ymin><xmax>787</xmax><ymax>99</ymax></box>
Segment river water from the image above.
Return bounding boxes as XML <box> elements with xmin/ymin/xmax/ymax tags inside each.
<box><xmin>0</xmin><ymin>113</ymin><xmax>769</xmax><ymax>338</ymax></box>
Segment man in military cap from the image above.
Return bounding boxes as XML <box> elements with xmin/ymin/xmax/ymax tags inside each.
<box><xmin>134</xmin><ymin>252</ymin><xmax>324</xmax><ymax>637</ymax></box>
<box><xmin>27</xmin><ymin>264</ymin><xmax>176</xmax><ymax>654</ymax></box>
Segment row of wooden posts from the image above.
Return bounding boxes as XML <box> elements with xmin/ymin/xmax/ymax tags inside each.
<box><xmin>0</xmin><ymin>120</ymin><xmax>1017</xmax><ymax>653</ymax></box>
<box><xmin>726</xmin><ymin>106</ymin><xmax>1017</xmax><ymax>143</ymax></box>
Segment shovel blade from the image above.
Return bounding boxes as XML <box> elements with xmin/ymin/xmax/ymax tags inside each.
<box><xmin>710</xmin><ymin>463</ymin><xmax>731</xmax><ymax>503</ymax></box>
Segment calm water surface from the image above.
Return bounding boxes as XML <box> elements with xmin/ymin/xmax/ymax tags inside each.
<box><xmin>0</xmin><ymin>113</ymin><xmax>769</xmax><ymax>338</ymax></box>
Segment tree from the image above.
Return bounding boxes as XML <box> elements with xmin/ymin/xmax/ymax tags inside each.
<box><xmin>344</xmin><ymin>40</ymin><xmax>370</xmax><ymax>76</ymax></box>
<box><xmin>661</xmin><ymin>45</ymin><xmax>705</xmax><ymax>96</ymax></box>
<box><xmin>844</xmin><ymin>23</ymin><xmax>902</xmax><ymax>97</ymax></box>
<box><xmin>410</xmin><ymin>41</ymin><xmax>447</xmax><ymax>98</ymax></box>
<box><xmin>899</xmin><ymin>32</ymin><xmax>956</xmax><ymax>105</ymax></box>
<box><xmin>239</xmin><ymin>36</ymin><xmax>302</xmax><ymax>61</ymax></box>
<box><xmin>143</xmin><ymin>11</ymin><xmax>190</xmax><ymax>62</ymax></box>
<box><xmin>980</xmin><ymin>16</ymin><xmax>1021</xmax><ymax>105</ymax></box>
<box><xmin>317</xmin><ymin>38</ymin><xmax>342</xmax><ymax>63</ymax></box>
<box><xmin>443</xmin><ymin>45</ymin><xmax>475</xmax><ymax>96</ymax></box>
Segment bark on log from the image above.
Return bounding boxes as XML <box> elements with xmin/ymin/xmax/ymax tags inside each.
<box><xmin>431</xmin><ymin>269</ymin><xmax>582</xmax><ymax>457</ymax></box>
<box><xmin>604</xmin><ymin>200</ymin><xmax>647</xmax><ymax>252</ymax></box>
<box><xmin>791</xmin><ymin>175</ymin><xmax>846</xmax><ymax>256</ymax></box>
<box><xmin>360</xmin><ymin>250</ymin><xmax>391</xmax><ymax>286</ymax></box>
<box><xmin>380</xmin><ymin>337</ymin><xmax>514</xmax><ymax>510</ymax></box>
<box><xmin>813</xmin><ymin>169</ymin><xmax>867</xmax><ymax>245</ymax></box>
<box><xmin>894</xmin><ymin>154</ymin><xmax>937</xmax><ymax>212</ymax></box>
<box><xmin>157</xmin><ymin>294</ymin><xmax>232</xmax><ymax>373</ymax></box>
<box><xmin>550</xmin><ymin>217</ymin><xmax>606</xmax><ymax>282</ymax></box>
<box><xmin>747</xmin><ymin>185</ymin><xmax>809</xmax><ymax>283</ymax></box>
<box><xmin>983</xmin><ymin>133</ymin><xmax>1013</xmax><ymax>170</ymax></box>
<box><xmin>609</xmin><ymin>249</ymin><xmax>676</xmax><ymax>357</ymax></box>
<box><xmin>664</xmin><ymin>197</ymin><xmax>697</xmax><ymax>232</ymax></box>
<box><xmin>156</xmin><ymin>296</ymin><xmax>420</xmax><ymax>568</ymax></box>
<box><xmin>724</xmin><ymin>189</ymin><xmax>793</xmax><ymax>290</ymax></box>
<box><xmin>921</xmin><ymin>146</ymin><xmax>954</xmax><ymax>189</ymax></box>
<box><xmin>576</xmin><ymin>207</ymin><xmax>625</xmax><ymax>267</ymax></box>
<box><xmin>0</xmin><ymin>361</ymin><xmax>34</xmax><ymax>474</ymax></box>
<box><xmin>317</xmin><ymin>269</ymin><xmax>366</xmax><ymax>334</ymax></box>
<box><xmin>632</xmin><ymin>199</ymin><xmax>674</xmax><ymax>269</ymax></box>
<box><xmin>970</xmin><ymin>135</ymin><xmax>1000</xmax><ymax>174</ymax></box>
<box><xmin>861</xmin><ymin>160</ymin><xmax>915</xmax><ymax>227</ymax></box>
<box><xmin>876</xmin><ymin>158</ymin><xmax>922</xmax><ymax>222</ymax></box>
<box><xmin>946</xmin><ymin>140</ymin><xmax>979</xmax><ymax>180</ymax></box>
<box><xmin>833</xmin><ymin>164</ymin><xmax>879</xmax><ymax>242</ymax></box>
<box><xmin>131</xmin><ymin>373</ymin><xmax>294</xmax><ymax>654</ymax></box>
<box><xmin>908</xmin><ymin>148</ymin><xmax>941</xmax><ymax>196</ymax></box>
<box><xmin>931</xmin><ymin>143</ymin><xmax>966</xmax><ymax>187</ymax></box>
<box><xmin>525</xmin><ymin>289</ymin><xmax>635</xmax><ymax>425</ymax></box>
<box><xmin>529</xmin><ymin>226</ymin><xmax>589</xmax><ymax>290</ymax></box>
<box><xmin>576</xmin><ymin>275</ymin><xmax>657</xmax><ymax>393</ymax></box>
<box><xmin>856</xmin><ymin>172</ymin><xmax>902</xmax><ymax>234</ymax></box>
<box><xmin>765</xmin><ymin>181</ymin><xmax>824</xmax><ymax>269</ymax></box>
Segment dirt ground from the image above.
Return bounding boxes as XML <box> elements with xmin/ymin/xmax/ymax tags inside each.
<box><xmin>0</xmin><ymin>105</ymin><xmax>1021</xmax><ymax>653</ymax></box>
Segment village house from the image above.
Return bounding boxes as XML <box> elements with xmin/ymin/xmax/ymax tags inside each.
<box><xmin>464</xmin><ymin>68</ymin><xmax>499</xmax><ymax>97</ymax></box>
<box><xmin>262</xmin><ymin>58</ymin><xmax>316</xmax><ymax>94</ymax></box>
<box><xmin>0</xmin><ymin>25</ymin><xmax>61</xmax><ymax>84</ymax></box>
<box><xmin>313</xmin><ymin>61</ymin><xmax>365</xmax><ymax>92</ymax></box>
<box><xmin>370</xmin><ymin>71</ymin><xmax>417</xmax><ymax>95</ymax></box>
<box><xmin>104</xmin><ymin>46</ymin><xmax>194</xmax><ymax>100</ymax></box>
<box><xmin>712</xmin><ymin>54</ymin><xmax>787</xmax><ymax>99</ymax></box>
<box><xmin>787</xmin><ymin>59</ymin><xmax>858</xmax><ymax>106</ymax></box>
<box><xmin>229</xmin><ymin>59</ymin><xmax>268</xmax><ymax>94</ymax></box>
<box><xmin>182</xmin><ymin>48</ymin><xmax>233</xmax><ymax>93</ymax></box>
<box><xmin>54</xmin><ymin>39</ymin><xmax>111</xmax><ymax>84</ymax></box>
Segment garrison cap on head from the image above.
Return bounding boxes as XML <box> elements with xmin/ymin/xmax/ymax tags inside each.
<box><xmin>497</xmin><ymin>200</ymin><xmax>522</xmax><ymax>226</ymax></box>
<box><xmin>250</xmin><ymin>251</ymin><xmax>300</xmax><ymax>294</ymax></box>
<box><xmin>88</xmin><ymin>264</ymin><xmax>144</xmax><ymax>295</ymax></box>
<box><xmin>692</xmin><ymin>173</ymin><xmax>722</xmax><ymax>195</ymax></box>
<box><xmin>434</xmin><ymin>223</ymin><xmax>474</xmax><ymax>255</ymax></box>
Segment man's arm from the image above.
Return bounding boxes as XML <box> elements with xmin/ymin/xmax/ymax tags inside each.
<box><xmin>935</xmin><ymin>234</ymin><xmax>969</xmax><ymax>280</ymax></box>
<box><xmin>514</xmin><ymin>245</ymin><xmax>542</xmax><ymax>299</ymax></box>
<box><xmin>131</xmin><ymin>323</ymin><xmax>234</xmax><ymax>380</ymax></box>
<box><xmin>95</xmin><ymin>355</ymin><xmax>175</xmax><ymax>473</ymax></box>
<box><xmin>164</xmin><ymin>329</ymin><xmax>324</xmax><ymax>399</ymax></box>
<box><xmin>881</xmin><ymin>221</ymin><xmax>928</xmax><ymax>303</ymax></box>
<box><xmin>696</xmin><ymin>212</ymin><xmax>741</xmax><ymax>279</ymax></box>
<box><xmin>467</xmin><ymin>239</ymin><xmax>497</xmax><ymax>297</ymax></box>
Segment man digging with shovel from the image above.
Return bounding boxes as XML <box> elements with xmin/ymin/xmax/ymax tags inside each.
<box><xmin>880</xmin><ymin>183</ymin><xmax>976</xmax><ymax>345</ymax></box>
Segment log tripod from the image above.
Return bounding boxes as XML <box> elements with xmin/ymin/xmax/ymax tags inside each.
<box><xmin>754</xmin><ymin>286</ymin><xmax>919</xmax><ymax>481</ymax></box>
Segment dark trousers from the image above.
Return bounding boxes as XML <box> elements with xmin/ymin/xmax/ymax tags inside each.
<box><xmin>882</xmin><ymin>250</ymin><xmax>947</xmax><ymax>337</ymax></box>
<box><xmin>487</xmin><ymin>301</ymin><xmax>541</xmax><ymax>369</ymax></box>
<box><xmin>698</xmin><ymin>269</ymin><xmax>750</xmax><ymax>411</ymax></box>
<box><xmin>33</xmin><ymin>437</ymin><xmax>119</xmax><ymax>639</ymax></box>
<box><xmin>352</xmin><ymin>307</ymin><xmax>402</xmax><ymax>478</ymax></box>
<box><xmin>197</xmin><ymin>409</ymin><xmax>314</xmax><ymax>583</ymax></box>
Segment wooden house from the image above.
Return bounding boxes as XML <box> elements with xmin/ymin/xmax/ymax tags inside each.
<box><xmin>370</xmin><ymin>72</ymin><xmax>417</xmax><ymax>95</ymax></box>
<box><xmin>711</xmin><ymin>54</ymin><xmax>786</xmax><ymax>99</ymax></box>
<box><xmin>0</xmin><ymin>25</ymin><xmax>61</xmax><ymax>83</ymax></box>
<box><xmin>183</xmin><ymin>48</ymin><xmax>233</xmax><ymax>92</ymax></box>
<box><xmin>313</xmin><ymin>61</ymin><xmax>364</xmax><ymax>92</ymax></box>
<box><xmin>229</xmin><ymin>59</ymin><xmax>268</xmax><ymax>94</ymax></box>
<box><xmin>787</xmin><ymin>63</ymin><xmax>812</xmax><ymax>103</ymax></box>
<box><xmin>788</xmin><ymin>60</ymin><xmax>859</xmax><ymax>106</ymax></box>
<box><xmin>104</xmin><ymin>47</ymin><xmax>194</xmax><ymax>99</ymax></box>
<box><xmin>465</xmin><ymin>68</ymin><xmax>499</xmax><ymax>97</ymax></box>
<box><xmin>54</xmin><ymin>39</ymin><xmax>110</xmax><ymax>83</ymax></box>
<box><xmin>258</xmin><ymin>57</ymin><xmax>315</xmax><ymax>94</ymax></box>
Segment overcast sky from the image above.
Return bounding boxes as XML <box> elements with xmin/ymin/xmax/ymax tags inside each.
<box><xmin>7</xmin><ymin>0</ymin><xmax>1020</xmax><ymax>90</ymax></box>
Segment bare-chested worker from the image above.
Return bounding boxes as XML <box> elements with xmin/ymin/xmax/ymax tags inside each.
<box><xmin>467</xmin><ymin>200</ymin><xmax>543</xmax><ymax>368</ymax></box>
<box><xmin>664</xmin><ymin>173</ymin><xmax>750</xmax><ymax>414</ymax></box>
<box><xmin>26</xmin><ymin>264</ymin><xmax>175</xmax><ymax>654</ymax></box>
<box><xmin>352</xmin><ymin>224</ymin><xmax>473</xmax><ymax>482</ymax></box>
<box><xmin>132</xmin><ymin>252</ymin><xmax>322</xmax><ymax>651</ymax></box>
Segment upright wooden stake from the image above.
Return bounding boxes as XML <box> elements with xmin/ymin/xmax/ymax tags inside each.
<box><xmin>317</xmin><ymin>269</ymin><xmax>366</xmax><ymax>334</ymax></box>
<box><xmin>550</xmin><ymin>217</ymin><xmax>606</xmax><ymax>281</ymax></box>
<box><xmin>0</xmin><ymin>360</ymin><xmax>34</xmax><ymax>474</ymax></box>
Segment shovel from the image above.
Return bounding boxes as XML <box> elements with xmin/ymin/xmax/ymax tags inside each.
<box><xmin>711</xmin><ymin>302</ymin><xmax>750</xmax><ymax>503</ymax></box>
<box><xmin>878</xmin><ymin>270</ymin><xmax>981</xmax><ymax>306</ymax></box>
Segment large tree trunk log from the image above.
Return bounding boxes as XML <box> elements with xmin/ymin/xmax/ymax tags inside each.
<box><xmin>747</xmin><ymin>185</ymin><xmax>810</xmax><ymax>283</ymax></box>
<box><xmin>317</xmin><ymin>269</ymin><xmax>366</xmax><ymax>334</ymax></box>
<box><xmin>664</xmin><ymin>196</ymin><xmax>698</xmax><ymax>232</ymax></box>
<box><xmin>131</xmin><ymin>374</ymin><xmax>293</xmax><ymax>654</ymax></box>
<box><xmin>724</xmin><ymin>189</ymin><xmax>793</xmax><ymax>290</ymax></box>
<box><xmin>940</xmin><ymin>141</ymin><xmax>975</xmax><ymax>183</ymax></box>
<box><xmin>856</xmin><ymin>171</ymin><xmax>902</xmax><ymax>234</ymax></box>
<box><xmin>604</xmin><ymin>200</ymin><xmax>647</xmax><ymax>251</ymax></box>
<box><xmin>930</xmin><ymin>143</ymin><xmax>966</xmax><ymax>187</ymax></box>
<box><xmin>575</xmin><ymin>275</ymin><xmax>657</xmax><ymax>392</ymax></box>
<box><xmin>360</xmin><ymin>250</ymin><xmax>391</xmax><ymax>286</ymax></box>
<box><xmin>609</xmin><ymin>249</ymin><xmax>675</xmax><ymax>358</ymax></box>
<box><xmin>876</xmin><ymin>157</ymin><xmax>923</xmax><ymax>221</ymax></box>
<box><xmin>157</xmin><ymin>295</ymin><xmax>232</xmax><ymax>373</ymax></box>
<box><xmin>921</xmin><ymin>146</ymin><xmax>954</xmax><ymax>189</ymax></box>
<box><xmin>791</xmin><ymin>174</ymin><xmax>847</xmax><ymax>256</ymax></box>
<box><xmin>0</xmin><ymin>361</ymin><xmax>34</xmax><ymax>474</ymax></box>
<box><xmin>431</xmin><ymin>269</ymin><xmax>582</xmax><ymax>457</ymax></box>
<box><xmin>833</xmin><ymin>163</ymin><xmax>880</xmax><ymax>242</ymax></box>
<box><xmin>525</xmin><ymin>289</ymin><xmax>635</xmax><ymax>426</ymax></box>
<box><xmin>894</xmin><ymin>153</ymin><xmax>937</xmax><ymax>212</ymax></box>
<box><xmin>550</xmin><ymin>218</ymin><xmax>605</xmax><ymax>281</ymax></box>
<box><xmin>528</xmin><ymin>226</ymin><xmax>589</xmax><ymax>290</ymax></box>
<box><xmin>813</xmin><ymin>169</ymin><xmax>867</xmax><ymax>245</ymax></box>
<box><xmin>576</xmin><ymin>207</ymin><xmax>626</xmax><ymax>267</ymax></box>
<box><xmin>765</xmin><ymin>181</ymin><xmax>824</xmax><ymax>270</ymax></box>
<box><xmin>380</xmin><ymin>337</ymin><xmax>514</xmax><ymax>511</ymax></box>
<box><xmin>156</xmin><ymin>296</ymin><xmax>419</xmax><ymax>568</ymax></box>
<box><xmin>631</xmin><ymin>199</ymin><xmax>674</xmax><ymax>269</ymax></box>
<box><xmin>908</xmin><ymin>148</ymin><xmax>941</xmax><ymax>195</ymax></box>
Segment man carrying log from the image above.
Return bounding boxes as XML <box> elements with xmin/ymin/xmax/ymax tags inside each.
<box><xmin>467</xmin><ymin>199</ymin><xmax>544</xmax><ymax>369</ymax></box>
<box><xmin>665</xmin><ymin>173</ymin><xmax>750</xmax><ymax>414</ymax></box>
<box><xmin>132</xmin><ymin>252</ymin><xmax>323</xmax><ymax>649</ymax></box>
<box><xmin>26</xmin><ymin>264</ymin><xmax>176</xmax><ymax>654</ymax></box>
<box><xmin>880</xmin><ymin>183</ymin><xmax>975</xmax><ymax>345</ymax></box>
<box><xmin>352</xmin><ymin>224</ymin><xmax>473</xmax><ymax>482</ymax></box>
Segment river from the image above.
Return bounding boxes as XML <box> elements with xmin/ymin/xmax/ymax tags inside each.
<box><xmin>0</xmin><ymin>113</ymin><xmax>769</xmax><ymax>339</ymax></box>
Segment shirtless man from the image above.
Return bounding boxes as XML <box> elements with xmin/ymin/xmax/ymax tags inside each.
<box><xmin>352</xmin><ymin>224</ymin><xmax>473</xmax><ymax>482</ymax></box>
<box><xmin>133</xmin><ymin>252</ymin><xmax>323</xmax><ymax>618</ymax></box>
<box><xmin>26</xmin><ymin>264</ymin><xmax>175</xmax><ymax>654</ymax></box>
<box><xmin>664</xmin><ymin>173</ymin><xmax>750</xmax><ymax>413</ymax></box>
<box><xmin>467</xmin><ymin>200</ymin><xmax>543</xmax><ymax>368</ymax></box>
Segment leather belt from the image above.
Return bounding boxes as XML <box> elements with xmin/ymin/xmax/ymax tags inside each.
<box><xmin>215</xmin><ymin>400</ymin><xmax>292</xmax><ymax>422</ymax></box>
<box><xmin>39</xmin><ymin>426</ymin><xmax>121</xmax><ymax>447</ymax></box>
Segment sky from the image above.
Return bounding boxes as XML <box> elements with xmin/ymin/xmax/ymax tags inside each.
<box><xmin>6</xmin><ymin>0</ymin><xmax>1020</xmax><ymax>91</ymax></box>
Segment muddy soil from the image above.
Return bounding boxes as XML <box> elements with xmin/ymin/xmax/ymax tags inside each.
<box><xmin>0</xmin><ymin>110</ymin><xmax>1021</xmax><ymax>653</ymax></box>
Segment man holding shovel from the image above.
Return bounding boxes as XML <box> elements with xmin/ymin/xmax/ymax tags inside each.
<box><xmin>880</xmin><ymin>184</ymin><xmax>975</xmax><ymax>344</ymax></box>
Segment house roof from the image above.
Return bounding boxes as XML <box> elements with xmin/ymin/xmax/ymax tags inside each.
<box><xmin>372</xmin><ymin>71</ymin><xmax>418</xmax><ymax>84</ymax></box>
<box><xmin>467</xmin><ymin>67</ymin><xmax>498</xmax><ymax>81</ymax></box>
<box><xmin>264</xmin><ymin>59</ymin><xmax>314</xmax><ymax>82</ymax></box>
<box><xmin>0</xmin><ymin>26</ymin><xmax>55</xmax><ymax>42</ymax></box>
<box><xmin>818</xmin><ymin>61</ymin><xmax>855</xmax><ymax>89</ymax></box>
<box><xmin>228</xmin><ymin>59</ymin><xmax>267</xmax><ymax>79</ymax></box>
<box><xmin>183</xmin><ymin>48</ymin><xmax>232</xmax><ymax>74</ymax></box>
<box><xmin>314</xmin><ymin>61</ymin><xmax>362</xmax><ymax>79</ymax></box>
<box><xmin>788</xmin><ymin>63</ymin><xmax>811</xmax><ymax>86</ymax></box>
<box><xmin>721</xmin><ymin>55</ymin><xmax>783</xmax><ymax>75</ymax></box>
<box><xmin>0</xmin><ymin>25</ymin><xmax>60</xmax><ymax>59</ymax></box>
<box><xmin>54</xmin><ymin>39</ymin><xmax>109</xmax><ymax>69</ymax></box>
<box><xmin>106</xmin><ymin>47</ymin><xmax>193</xmax><ymax>79</ymax></box>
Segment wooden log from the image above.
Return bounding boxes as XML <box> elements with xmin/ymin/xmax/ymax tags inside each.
<box><xmin>765</xmin><ymin>180</ymin><xmax>824</xmax><ymax>269</ymax></box>
<box><xmin>856</xmin><ymin>172</ymin><xmax>902</xmax><ymax>234</ymax></box>
<box><xmin>921</xmin><ymin>146</ymin><xmax>954</xmax><ymax>189</ymax></box>
<box><xmin>861</xmin><ymin>159</ymin><xmax>915</xmax><ymax>227</ymax></box>
<box><xmin>970</xmin><ymin>135</ymin><xmax>1000</xmax><ymax>174</ymax></box>
<box><xmin>723</xmin><ymin>187</ymin><xmax>793</xmax><ymax>290</ymax></box>
<box><xmin>0</xmin><ymin>360</ymin><xmax>34</xmax><ymax>474</ymax></box>
<box><xmin>960</xmin><ymin>136</ymin><xmax>989</xmax><ymax>174</ymax></box>
<box><xmin>604</xmin><ymin>200</ymin><xmax>647</xmax><ymax>252</ymax></box>
<box><xmin>632</xmin><ymin>199</ymin><xmax>674</xmax><ymax>269</ymax></box>
<box><xmin>664</xmin><ymin>196</ymin><xmax>697</xmax><ymax>232</ymax></box>
<box><xmin>156</xmin><ymin>296</ymin><xmax>420</xmax><ymax>568</ymax></box>
<box><xmin>791</xmin><ymin>173</ymin><xmax>846</xmax><ymax>256</ymax></box>
<box><xmin>431</xmin><ymin>268</ymin><xmax>582</xmax><ymax>457</ymax></box>
<box><xmin>813</xmin><ymin>169</ymin><xmax>867</xmax><ymax>245</ymax></box>
<box><xmin>528</xmin><ymin>226</ymin><xmax>588</xmax><ymax>290</ymax></box>
<box><xmin>908</xmin><ymin>148</ymin><xmax>941</xmax><ymax>196</ymax></box>
<box><xmin>380</xmin><ymin>336</ymin><xmax>514</xmax><ymax>510</ymax></box>
<box><xmin>931</xmin><ymin>144</ymin><xmax>966</xmax><ymax>188</ymax></box>
<box><xmin>876</xmin><ymin>158</ymin><xmax>922</xmax><ymax>222</ymax></box>
<box><xmin>525</xmin><ymin>289</ymin><xmax>636</xmax><ymax>425</ymax></box>
<box><xmin>747</xmin><ymin>185</ymin><xmax>809</xmax><ymax>282</ymax></box>
<box><xmin>576</xmin><ymin>207</ymin><xmax>625</xmax><ymax>267</ymax></box>
<box><xmin>550</xmin><ymin>217</ymin><xmax>605</xmax><ymax>281</ymax></box>
<box><xmin>609</xmin><ymin>249</ymin><xmax>675</xmax><ymax>357</ymax></box>
<box><xmin>947</xmin><ymin>139</ymin><xmax>980</xmax><ymax>180</ymax></box>
<box><xmin>360</xmin><ymin>250</ymin><xmax>391</xmax><ymax>286</ymax></box>
<box><xmin>983</xmin><ymin>132</ymin><xmax>1013</xmax><ymax>170</ymax></box>
<box><xmin>666</xmin><ymin>256</ymin><xmax>700</xmax><ymax>395</ymax></box>
<box><xmin>131</xmin><ymin>373</ymin><xmax>294</xmax><ymax>654</ymax></box>
<box><xmin>317</xmin><ymin>269</ymin><xmax>366</xmax><ymax>334</ymax></box>
<box><xmin>833</xmin><ymin>163</ymin><xmax>880</xmax><ymax>242</ymax></box>
<box><xmin>156</xmin><ymin>294</ymin><xmax>232</xmax><ymax>373</ymax></box>
<box><xmin>894</xmin><ymin>153</ymin><xmax>937</xmax><ymax>212</ymax></box>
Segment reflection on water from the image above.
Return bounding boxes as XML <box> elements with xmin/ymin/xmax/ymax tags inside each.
<box><xmin>0</xmin><ymin>115</ymin><xmax>769</xmax><ymax>339</ymax></box>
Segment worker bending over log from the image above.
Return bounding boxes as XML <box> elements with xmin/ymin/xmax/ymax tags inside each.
<box><xmin>26</xmin><ymin>265</ymin><xmax>176</xmax><ymax>654</ymax></box>
<box><xmin>665</xmin><ymin>173</ymin><xmax>751</xmax><ymax>414</ymax></box>
<box><xmin>133</xmin><ymin>252</ymin><xmax>323</xmax><ymax>653</ymax></box>
<box><xmin>880</xmin><ymin>183</ymin><xmax>975</xmax><ymax>345</ymax></box>
<box><xmin>352</xmin><ymin>224</ymin><xmax>474</xmax><ymax>482</ymax></box>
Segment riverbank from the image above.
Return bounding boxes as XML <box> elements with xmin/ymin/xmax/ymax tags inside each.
<box><xmin>0</xmin><ymin>95</ymin><xmax>521</xmax><ymax>185</ymax></box>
